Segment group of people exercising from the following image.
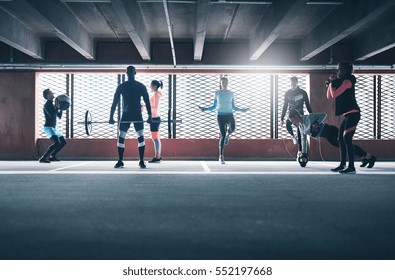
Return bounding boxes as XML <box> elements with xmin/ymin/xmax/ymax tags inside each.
<box><xmin>39</xmin><ymin>63</ymin><xmax>376</xmax><ymax>173</ymax></box>
<box><xmin>39</xmin><ymin>66</ymin><xmax>163</xmax><ymax>168</ymax></box>
<box><xmin>282</xmin><ymin>62</ymin><xmax>376</xmax><ymax>173</ymax></box>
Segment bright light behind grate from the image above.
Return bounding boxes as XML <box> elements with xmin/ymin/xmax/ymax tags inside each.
<box><xmin>37</xmin><ymin>72</ymin><xmax>394</xmax><ymax>141</ymax></box>
<box><xmin>73</xmin><ymin>73</ymin><xmax>119</xmax><ymax>139</ymax></box>
<box><xmin>380</xmin><ymin>75</ymin><xmax>395</xmax><ymax>139</ymax></box>
<box><xmin>176</xmin><ymin>74</ymin><xmax>223</xmax><ymax>139</ymax></box>
<box><xmin>354</xmin><ymin>75</ymin><xmax>375</xmax><ymax>140</ymax></box>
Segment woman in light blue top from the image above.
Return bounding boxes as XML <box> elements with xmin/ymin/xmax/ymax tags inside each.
<box><xmin>199</xmin><ymin>77</ymin><xmax>249</xmax><ymax>164</ymax></box>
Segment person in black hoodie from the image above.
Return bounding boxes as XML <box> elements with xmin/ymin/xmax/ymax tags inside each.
<box><xmin>39</xmin><ymin>89</ymin><xmax>67</xmax><ymax>163</ymax></box>
<box><xmin>109</xmin><ymin>66</ymin><xmax>152</xmax><ymax>169</ymax></box>
<box><xmin>327</xmin><ymin>62</ymin><xmax>363</xmax><ymax>174</ymax></box>
<box><xmin>280</xmin><ymin>76</ymin><xmax>313</xmax><ymax>145</ymax></box>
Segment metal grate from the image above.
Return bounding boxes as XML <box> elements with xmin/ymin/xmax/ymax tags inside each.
<box><xmin>224</xmin><ymin>74</ymin><xmax>271</xmax><ymax>139</ymax></box>
<box><xmin>73</xmin><ymin>73</ymin><xmax>119</xmax><ymax>139</ymax></box>
<box><xmin>39</xmin><ymin>73</ymin><xmax>170</xmax><ymax>139</ymax></box>
<box><xmin>175</xmin><ymin>74</ymin><xmax>272</xmax><ymax>139</ymax></box>
<box><xmin>380</xmin><ymin>75</ymin><xmax>395</xmax><ymax>139</ymax></box>
<box><xmin>176</xmin><ymin>74</ymin><xmax>219</xmax><ymax>139</ymax></box>
<box><xmin>354</xmin><ymin>75</ymin><xmax>375</xmax><ymax>140</ymax></box>
<box><xmin>37</xmin><ymin>72</ymin><xmax>394</xmax><ymax>141</ymax></box>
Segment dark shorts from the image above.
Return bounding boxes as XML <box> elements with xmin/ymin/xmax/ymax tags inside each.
<box><xmin>119</xmin><ymin>115</ymin><xmax>144</xmax><ymax>133</ymax></box>
<box><xmin>150</xmin><ymin>117</ymin><xmax>161</xmax><ymax>132</ymax></box>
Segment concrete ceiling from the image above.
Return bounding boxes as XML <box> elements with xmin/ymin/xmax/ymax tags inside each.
<box><xmin>1</xmin><ymin>0</ymin><xmax>395</xmax><ymax>69</ymax></box>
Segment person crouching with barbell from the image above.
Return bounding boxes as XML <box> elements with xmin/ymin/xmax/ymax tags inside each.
<box><xmin>38</xmin><ymin>89</ymin><xmax>68</xmax><ymax>163</ymax></box>
<box><xmin>109</xmin><ymin>66</ymin><xmax>152</xmax><ymax>169</ymax></box>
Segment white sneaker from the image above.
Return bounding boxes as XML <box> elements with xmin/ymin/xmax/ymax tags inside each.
<box><xmin>219</xmin><ymin>155</ymin><xmax>225</xmax><ymax>164</ymax></box>
<box><xmin>292</xmin><ymin>135</ymin><xmax>298</xmax><ymax>145</ymax></box>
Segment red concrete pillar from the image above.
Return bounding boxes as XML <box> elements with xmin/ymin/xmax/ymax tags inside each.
<box><xmin>0</xmin><ymin>72</ymin><xmax>37</xmax><ymax>159</ymax></box>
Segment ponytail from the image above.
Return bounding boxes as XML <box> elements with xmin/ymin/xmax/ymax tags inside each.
<box><xmin>151</xmin><ymin>80</ymin><xmax>163</xmax><ymax>90</ymax></box>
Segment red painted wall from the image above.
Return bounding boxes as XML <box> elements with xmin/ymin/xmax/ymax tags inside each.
<box><xmin>0</xmin><ymin>72</ymin><xmax>37</xmax><ymax>159</ymax></box>
<box><xmin>34</xmin><ymin>138</ymin><xmax>307</xmax><ymax>160</ymax></box>
<box><xmin>34</xmin><ymin>138</ymin><xmax>394</xmax><ymax>161</ymax></box>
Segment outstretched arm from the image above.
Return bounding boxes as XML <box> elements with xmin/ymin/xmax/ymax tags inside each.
<box><xmin>231</xmin><ymin>94</ymin><xmax>249</xmax><ymax>112</ymax></box>
<box><xmin>202</xmin><ymin>92</ymin><xmax>218</xmax><ymax>112</ymax></box>
<box><xmin>198</xmin><ymin>105</ymin><xmax>205</xmax><ymax>112</ymax></box>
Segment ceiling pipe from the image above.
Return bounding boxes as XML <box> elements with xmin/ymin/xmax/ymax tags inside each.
<box><xmin>163</xmin><ymin>0</ymin><xmax>177</xmax><ymax>67</ymax></box>
<box><xmin>1</xmin><ymin>63</ymin><xmax>394</xmax><ymax>71</ymax></box>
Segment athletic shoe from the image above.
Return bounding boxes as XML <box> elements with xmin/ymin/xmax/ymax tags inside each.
<box><xmin>139</xmin><ymin>160</ymin><xmax>146</xmax><ymax>169</ymax></box>
<box><xmin>38</xmin><ymin>157</ymin><xmax>50</xmax><ymax>163</ymax></box>
<box><xmin>292</xmin><ymin>135</ymin><xmax>298</xmax><ymax>145</ymax></box>
<box><xmin>219</xmin><ymin>155</ymin><xmax>225</xmax><ymax>164</ymax></box>
<box><xmin>367</xmin><ymin>156</ymin><xmax>377</xmax><ymax>168</ymax></box>
<box><xmin>339</xmin><ymin>167</ymin><xmax>356</xmax><ymax>174</ymax></box>
<box><xmin>148</xmin><ymin>157</ymin><xmax>162</xmax><ymax>163</ymax></box>
<box><xmin>49</xmin><ymin>156</ymin><xmax>60</xmax><ymax>162</ymax></box>
<box><xmin>224</xmin><ymin>134</ymin><xmax>230</xmax><ymax>145</ymax></box>
<box><xmin>330</xmin><ymin>164</ymin><xmax>346</xmax><ymax>172</ymax></box>
<box><xmin>114</xmin><ymin>160</ymin><xmax>124</xmax><ymax>168</ymax></box>
<box><xmin>360</xmin><ymin>158</ymin><xmax>369</xmax><ymax>167</ymax></box>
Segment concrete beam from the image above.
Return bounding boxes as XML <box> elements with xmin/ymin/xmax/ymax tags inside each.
<box><xmin>249</xmin><ymin>0</ymin><xmax>305</xmax><ymax>61</ymax></box>
<box><xmin>23</xmin><ymin>0</ymin><xmax>95</xmax><ymax>60</ymax></box>
<box><xmin>301</xmin><ymin>0</ymin><xmax>395</xmax><ymax>61</ymax></box>
<box><xmin>194</xmin><ymin>0</ymin><xmax>209</xmax><ymax>61</ymax></box>
<box><xmin>354</xmin><ymin>23</ymin><xmax>395</xmax><ymax>61</ymax></box>
<box><xmin>111</xmin><ymin>0</ymin><xmax>151</xmax><ymax>61</ymax></box>
<box><xmin>0</xmin><ymin>7</ymin><xmax>43</xmax><ymax>59</ymax></box>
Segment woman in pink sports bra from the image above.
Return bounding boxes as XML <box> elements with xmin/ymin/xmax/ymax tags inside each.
<box><xmin>327</xmin><ymin>61</ymin><xmax>361</xmax><ymax>174</ymax></box>
<box><xmin>148</xmin><ymin>80</ymin><xmax>163</xmax><ymax>163</ymax></box>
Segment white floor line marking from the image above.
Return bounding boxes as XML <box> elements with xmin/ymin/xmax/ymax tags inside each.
<box><xmin>200</xmin><ymin>161</ymin><xmax>211</xmax><ymax>172</ymax></box>
<box><xmin>49</xmin><ymin>161</ymin><xmax>94</xmax><ymax>172</ymax></box>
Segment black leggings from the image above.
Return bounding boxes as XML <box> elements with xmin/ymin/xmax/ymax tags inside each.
<box><xmin>337</xmin><ymin>112</ymin><xmax>361</xmax><ymax>167</ymax></box>
<box><xmin>286</xmin><ymin>119</ymin><xmax>302</xmax><ymax>150</ymax></box>
<box><xmin>42</xmin><ymin>136</ymin><xmax>67</xmax><ymax>158</ymax></box>
<box><xmin>118</xmin><ymin>121</ymin><xmax>145</xmax><ymax>161</ymax></box>
<box><xmin>217</xmin><ymin>114</ymin><xmax>235</xmax><ymax>155</ymax></box>
<box><xmin>320</xmin><ymin>123</ymin><xmax>367</xmax><ymax>158</ymax></box>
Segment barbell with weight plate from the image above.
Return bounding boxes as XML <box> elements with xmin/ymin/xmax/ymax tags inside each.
<box><xmin>78</xmin><ymin>110</ymin><xmax>182</xmax><ymax>136</ymax></box>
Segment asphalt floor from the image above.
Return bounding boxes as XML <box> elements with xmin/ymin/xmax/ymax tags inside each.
<box><xmin>1</xmin><ymin>160</ymin><xmax>394</xmax><ymax>260</ymax></box>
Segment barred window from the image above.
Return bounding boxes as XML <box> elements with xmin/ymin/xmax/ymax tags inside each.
<box><xmin>37</xmin><ymin>72</ymin><xmax>394</xmax><ymax>140</ymax></box>
<box><xmin>354</xmin><ymin>75</ymin><xmax>375</xmax><ymax>140</ymax></box>
<box><xmin>379</xmin><ymin>75</ymin><xmax>395</xmax><ymax>139</ymax></box>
